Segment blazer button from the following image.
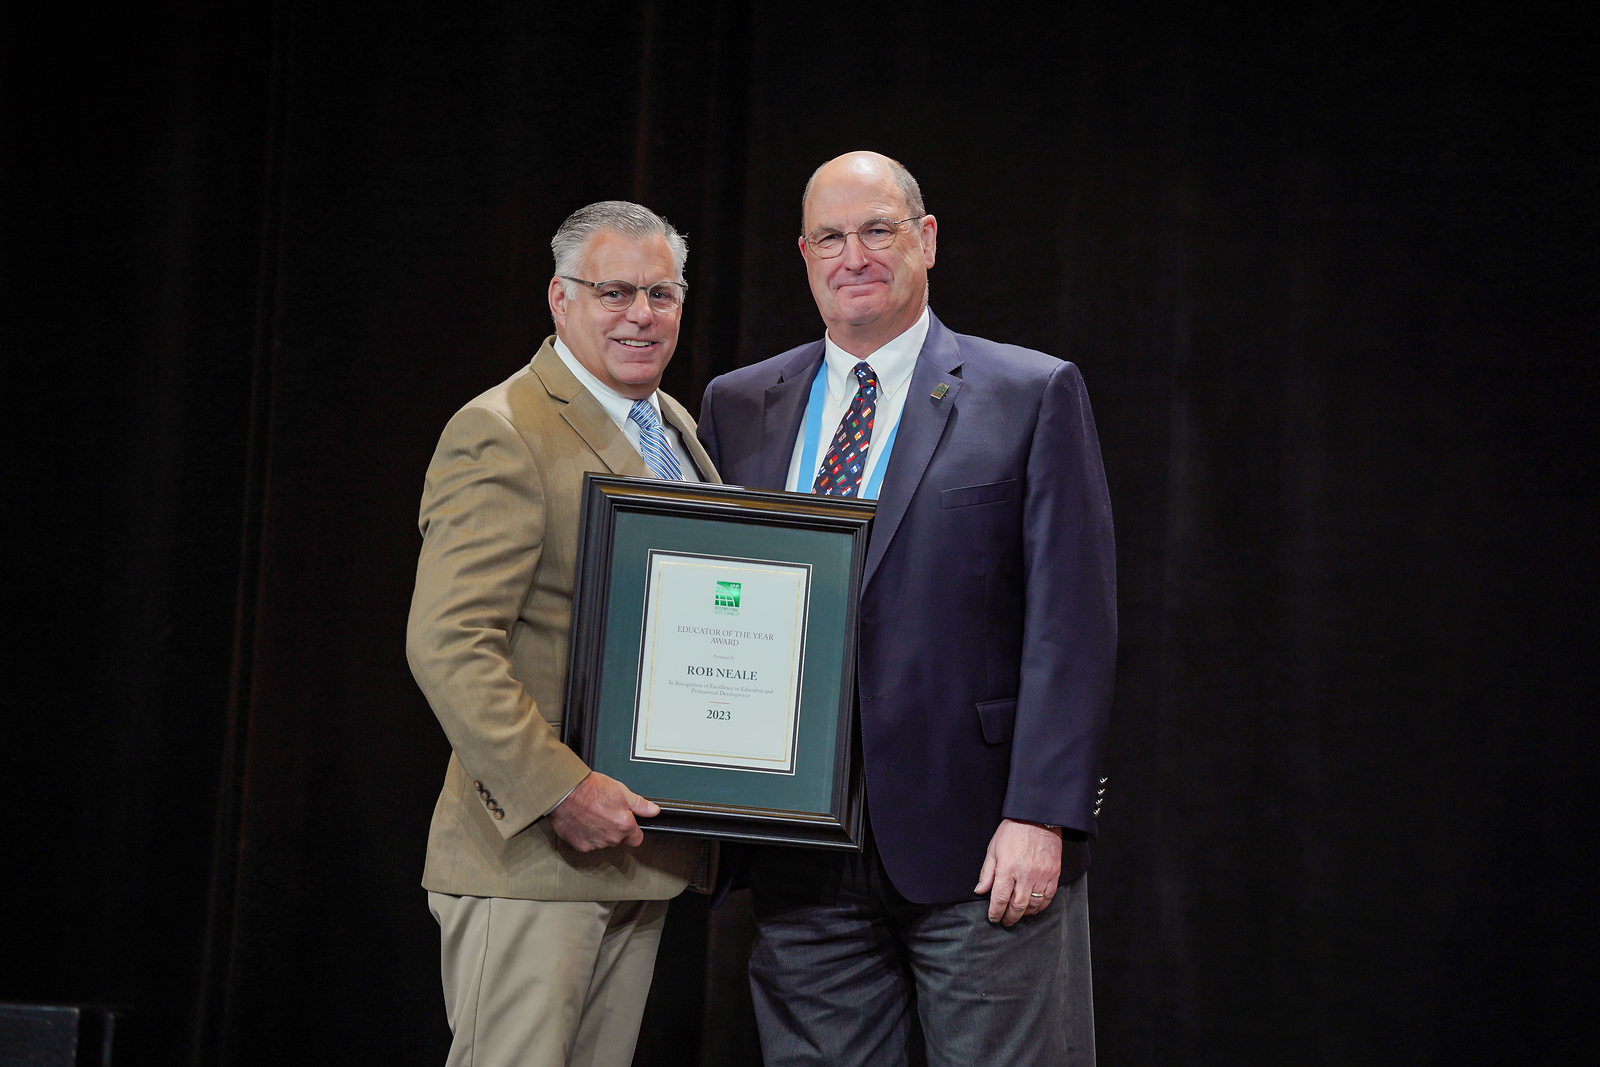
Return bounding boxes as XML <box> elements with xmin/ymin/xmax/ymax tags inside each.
<box><xmin>491</xmin><ymin>809</ymin><xmax>505</xmax><ymax>820</ymax></box>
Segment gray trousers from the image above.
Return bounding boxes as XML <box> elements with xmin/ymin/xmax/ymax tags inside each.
<box><xmin>747</xmin><ymin>840</ymin><xmax>1095</xmax><ymax>1067</ymax></box>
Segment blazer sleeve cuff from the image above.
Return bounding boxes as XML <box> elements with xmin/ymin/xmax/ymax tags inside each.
<box><xmin>494</xmin><ymin>741</ymin><xmax>591</xmax><ymax>840</ymax></box>
<box><xmin>1001</xmin><ymin>784</ymin><xmax>1098</xmax><ymax>840</ymax></box>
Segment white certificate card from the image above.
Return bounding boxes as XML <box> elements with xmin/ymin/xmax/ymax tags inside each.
<box><xmin>632</xmin><ymin>551</ymin><xmax>811</xmax><ymax>774</ymax></box>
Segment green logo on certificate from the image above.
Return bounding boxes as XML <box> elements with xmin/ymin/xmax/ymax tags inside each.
<box><xmin>714</xmin><ymin>581</ymin><xmax>742</xmax><ymax>615</ymax></box>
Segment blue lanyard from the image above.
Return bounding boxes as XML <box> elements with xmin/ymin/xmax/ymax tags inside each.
<box><xmin>795</xmin><ymin>361</ymin><xmax>902</xmax><ymax>501</ymax></box>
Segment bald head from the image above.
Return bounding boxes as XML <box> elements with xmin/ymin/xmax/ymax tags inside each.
<box><xmin>801</xmin><ymin>151</ymin><xmax>925</xmax><ymax>230</ymax></box>
<box><xmin>797</xmin><ymin>150</ymin><xmax>938</xmax><ymax>358</ymax></box>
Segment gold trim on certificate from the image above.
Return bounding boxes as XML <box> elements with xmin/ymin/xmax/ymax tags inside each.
<box><xmin>631</xmin><ymin>550</ymin><xmax>811</xmax><ymax>774</ymax></box>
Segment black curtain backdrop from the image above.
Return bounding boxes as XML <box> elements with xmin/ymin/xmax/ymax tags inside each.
<box><xmin>4</xmin><ymin>2</ymin><xmax>1594</xmax><ymax>1065</ymax></box>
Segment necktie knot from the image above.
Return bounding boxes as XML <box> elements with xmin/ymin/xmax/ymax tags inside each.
<box><xmin>628</xmin><ymin>398</ymin><xmax>683</xmax><ymax>481</ymax></box>
<box><xmin>852</xmin><ymin>362</ymin><xmax>879</xmax><ymax>400</ymax></box>
<box><xmin>628</xmin><ymin>398</ymin><xmax>661</xmax><ymax>430</ymax></box>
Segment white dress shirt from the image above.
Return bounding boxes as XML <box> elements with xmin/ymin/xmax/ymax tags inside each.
<box><xmin>553</xmin><ymin>337</ymin><xmax>702</xmax><ymax>481</ymax></box>
<box><xmin>784</xmin><ymin>307</ymin><xmax>929</xmax><ymax>495</ymax></box>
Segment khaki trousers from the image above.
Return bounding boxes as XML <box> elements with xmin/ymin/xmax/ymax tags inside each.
<box><xmin>428</xmin><ymin>892</ymin><xmax>669</xmax><ymax>1067</ymax></box>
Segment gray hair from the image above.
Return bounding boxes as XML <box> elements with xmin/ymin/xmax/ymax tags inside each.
<box><xmin>551</xmin><ymin>201</ymin><xmax>688</xmax><ymax>298</ymax></box>
<box><xmin>800</xmin><ymin>153</ymin><xmax>926</xmax><ymax>231</ymax></box>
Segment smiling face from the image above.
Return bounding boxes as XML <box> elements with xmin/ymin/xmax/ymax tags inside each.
<box><xmin>548</xmin><ymin>229</ymin><xmax>682</xmax><ymax>399</ymax></box>
<box><xmin>800</xmin><ymin>152</ymin><xmax>937</xmax><ymax>357</ymax></box>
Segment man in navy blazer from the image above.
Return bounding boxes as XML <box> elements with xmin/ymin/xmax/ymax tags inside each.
<box><xmin>697</xmin><ymin>152</ymin><xmax>1116</xmax><ymax>1066</ymax></box>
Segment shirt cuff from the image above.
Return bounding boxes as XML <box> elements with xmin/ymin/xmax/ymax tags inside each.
<box><xmin>541</xmin><ymin>781</ymin><xmax>582</xmax><ymax>819</ymax></box>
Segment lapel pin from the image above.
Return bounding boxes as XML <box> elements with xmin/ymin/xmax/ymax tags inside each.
<box><xmin>931</xmin><ymin>383</ymin><xmax>949</xmax><ymax>400</ymax></box>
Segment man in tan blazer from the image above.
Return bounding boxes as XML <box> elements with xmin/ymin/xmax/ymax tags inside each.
<box><xmin>406</xmin><ymin>201</ymin><xmax>719</xmax><ymax>1067</ymax></box>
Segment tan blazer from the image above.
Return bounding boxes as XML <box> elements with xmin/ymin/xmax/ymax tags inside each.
<box><xmin>407</xmin><ymin>338</ymin><xmax>720</xmax><ymax>901</ymax></box>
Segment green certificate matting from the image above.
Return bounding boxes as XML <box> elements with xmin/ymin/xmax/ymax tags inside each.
<box><xmin>588</xmin><ymin>511</ymin><xmax>852</xmax><ymax>816</ymax></box>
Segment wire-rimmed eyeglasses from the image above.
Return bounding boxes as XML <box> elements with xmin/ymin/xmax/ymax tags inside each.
<box><xmin>561</xmin><ymin>276</ymin><xmax>687</xmax><ymax>312</ymax></box>
<box><xmin>802</xmin><ymin>216</ymin><xmax>924</xmax><ymax>259</ymax></box>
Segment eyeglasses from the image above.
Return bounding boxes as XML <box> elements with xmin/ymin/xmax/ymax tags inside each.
<box><xmin>802</xmin><ymin>216</ymin><xmax>924</xmax><ymax>259</ymax></box>
<box><xmin>562</xmin><ymin>276</ymin><xmax>687</xmax><ymax>312</ymax></box>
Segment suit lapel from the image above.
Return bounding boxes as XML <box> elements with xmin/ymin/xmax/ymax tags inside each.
<box><xmin>530</xmin><ymin>342</ymin><xmax>652</xmax><ymax>478</ymax></box>
<box><xmin>659</xmin><ymin>392</ymin><xmax>721</xmax><ymax>483</ymax></box>
<box><xmin>758</xmin><ymin>342</ymin><xmax>825</xmax><ymax>490</ymax></box>
<box><xmin>862</xmin><ymin>313</ymin><xmax>964</xmax><ymax>590</ymax></box>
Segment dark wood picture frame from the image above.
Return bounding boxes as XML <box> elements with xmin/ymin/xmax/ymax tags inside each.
<box><xmin>563</xmin><ymin>474</ymin><xmax>874</xmax><ymax>850</ymax></box>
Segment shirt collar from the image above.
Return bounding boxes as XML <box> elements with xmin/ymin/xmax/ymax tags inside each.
<box><xmin>822</xmin><ymin>306</ymin><xmax>929</xmax><ymax>400</ymax></box>
<box><xmin>552</xmin><ymin>335</ymin><xmax>660</xmax><ymax>429</ymax></box>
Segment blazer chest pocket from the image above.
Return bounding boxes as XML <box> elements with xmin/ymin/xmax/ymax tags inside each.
<box><xmin>941</xmin><ymin>478</ymin><xmax>1017</xmax><ymax>509</ymax></box>
<box><xmin>976</xmin><ymin>697</ymin><xmax>1016</xmax><ymax>745</ymax></box>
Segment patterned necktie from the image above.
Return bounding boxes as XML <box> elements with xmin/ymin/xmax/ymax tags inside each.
<box><xmin>629</xmin><ymin>398</ymin><xmax>683</xmax><ymax>481</ymax></box>
<box><xmin>812</xmin><ymin>362</ymin><xmax>878</xmax><ymax>497</ymax></box>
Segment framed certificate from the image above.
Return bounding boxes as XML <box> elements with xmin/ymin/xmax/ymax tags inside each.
<box><xmin>563</xmin><ymin>475</ymin><xmax>873</xmax><ymax>850</ymax></box>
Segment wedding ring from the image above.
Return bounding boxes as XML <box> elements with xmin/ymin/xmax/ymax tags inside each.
<box><xmin>1030</xmin><ymin>892</ymin><xmax>1044</xmax><ymax>898</ymax></box>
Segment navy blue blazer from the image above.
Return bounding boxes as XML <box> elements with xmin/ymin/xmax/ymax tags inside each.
<box><xmin>698</xmin><ymin>311</ymin><xmax>1117</xmax><ymax>903</ymax></box>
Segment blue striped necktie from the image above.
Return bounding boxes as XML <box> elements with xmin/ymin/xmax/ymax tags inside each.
<box><xmin>628</xmin><ymin>398</ymin><xmax>683</xmax><ymax>481</ymax></box>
